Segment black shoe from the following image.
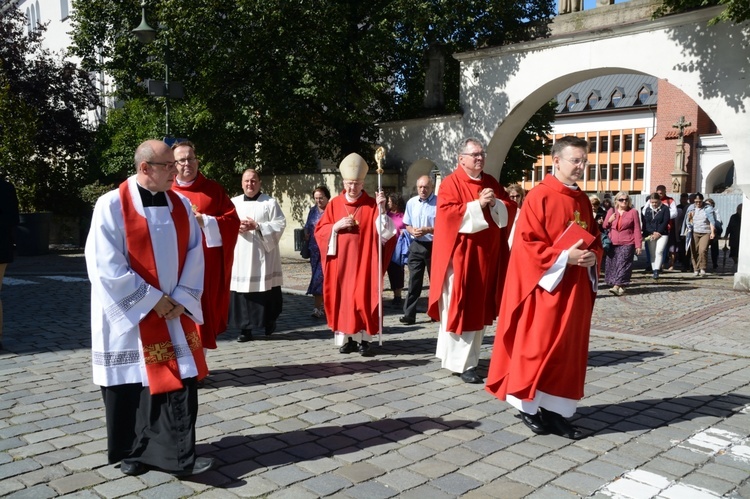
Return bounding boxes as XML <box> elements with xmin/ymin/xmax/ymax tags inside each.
<box><xmin>399</xmin><ymin>316</ymin><xmax>415</xmax><ymax>325</ymax></box>
<box><xmin>520</xmin><ymin>411</ymin><xmax>550</xmax><ymax>435</ymax></box>
<box><xmin>339</xmin><ymin>338</ymin><xmax>358</xmax><ymax>354</ymax></box>
<box><xmin>264</xmin><ymin>322</ymin><xmax>276</xmax><ymax>336</ymax></box>
<box><xmin>359</xmin><ymin>341</ymin><xmax>375</xmax><ymax>357</ymax></box>
<box><xmin>391</xmin><ymin>297</ymin><xmax>403</xmax><ymax>307</ymax></box>
<box><xmin>237</xmin><ymin>330</ymin><xmax>253</xmax><ymax>342</ymax></box>
<box><xmin>459</xmin><ymin>368</ymin><xmax>482</xmax><ymax>384</ymax></box>
<box><xmin>540</xmin><ymin>408</ymin><xmax>584</xmax><ymax>440</ymax></box>
<box><xmin>120</xmin><ymin>460</ymin><xmax>147</xmax><ymax>476</ymax></box>
<box><xmin>170</xmin><ymin>457</ymin><xmax>215</xmax><ymax>478</ymax></box>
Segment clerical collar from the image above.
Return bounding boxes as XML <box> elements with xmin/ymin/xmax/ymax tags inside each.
<box><xmin>345</xmin><ymin>192</ymin><xmax>363</xmax><ymax>203</ymax></box>
<box><xmin>176</xmin><ymin>178</ymin><xmax>195</xmax><ymax>187</ymax></box>
<box><xmin>137</xmin><ymin>184</ymin><xmax>168</xmax><ymax>207</ymax></box>
<box><xmin>243</xmin><ymin>192</ymin><xmax>262</xmax><ymax>201</ymax></box>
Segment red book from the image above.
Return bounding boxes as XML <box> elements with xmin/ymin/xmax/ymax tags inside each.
<box><xmin>553</xmin><ymin>222</ymin><xmax>596</xmax><ymax>250</ymax></box>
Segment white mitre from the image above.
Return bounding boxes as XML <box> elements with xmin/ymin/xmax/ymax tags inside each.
<box><xmin>339</xmin><ymin>153</ymin><xmax>368</xmax><ymax>181</ymax></box>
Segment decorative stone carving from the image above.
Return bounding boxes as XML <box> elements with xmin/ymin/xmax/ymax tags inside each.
<box><xmin>559</xmin><ymin>0</ymin><xmax>583</xmax><ymax>14</ymax></box>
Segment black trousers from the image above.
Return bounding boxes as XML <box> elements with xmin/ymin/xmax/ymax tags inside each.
<box><xmin>403</xmin><ymin>240</ymin><xmax>432</xmax><ymax>320</ymax></box>
<box><xmin>101</xmin><ymin>378</ymin><xmax>198</xmax><ymax>473</ymax></box>
<box><xmin>229</xmin><ymin>286</ymin><xmax>283</xmax><ymax>331</ymax></box>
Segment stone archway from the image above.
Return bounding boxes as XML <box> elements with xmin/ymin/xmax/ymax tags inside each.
<box><xmin>380</xmin><ymin>5</ymin><xmax>749</xmax><ymax>287</ymax></box>
<box><xmin>466</xmin><ymin>6</ymin><xmax>750</xmax><ymax>288</ymax></box>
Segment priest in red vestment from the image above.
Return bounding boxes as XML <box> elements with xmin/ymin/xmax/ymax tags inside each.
<box><xmin>314</xmin><ymin>153</ymin><xmax>397</xmax><ymax>357</ymax></box>
<box><xmin>171</xmin><ymin>141</ymin><xmax>240</xmax><ymax>353</ymax></box>
<box><xmin>485</xmin><ymin>136</ymin><xmax>603</xmax><ymax>440</ymax></box>
<box><xmin>427</xmin><ymin>138</ymin><xmax>515</xmax><ymax>384</ymax></box>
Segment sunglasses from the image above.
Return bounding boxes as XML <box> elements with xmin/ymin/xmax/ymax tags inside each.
<box><xmin>617</xmin><ymin>198</ymin><xmax>628</xmax><ymax>202</ymax></box>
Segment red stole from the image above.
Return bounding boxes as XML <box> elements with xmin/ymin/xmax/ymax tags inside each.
<box><xmin>119</xmin><ymin>181</ymin><xmax>208</xmax><ymax>394</ymax></box>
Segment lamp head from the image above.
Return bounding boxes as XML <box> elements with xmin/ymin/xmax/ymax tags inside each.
<box><xmin>132</xmin><ymin>4</ymin><xmax>157</xmax><ymax>44</ymax></box>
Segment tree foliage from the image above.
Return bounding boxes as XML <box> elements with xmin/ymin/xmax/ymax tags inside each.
<box><xmin>654</xmin><ymin>0</ymin><xmax>749</xmax><ymax>24</ymax></box>
<box><xmin>70</xmin><ymin>0</ymin><xmax>556</xmax><ymax>182</ymax></box>
<box><xmin>0</xmin><ymin>9</ymin><xmax>99</xmax><ymax>213</ymax></box>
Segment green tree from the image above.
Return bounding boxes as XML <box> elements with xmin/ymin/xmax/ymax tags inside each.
<box><xmin>70</xmin><ymin>0</ymin><xmax>555</xmax><ymax>181</ymax></box>
<box><xmin>0</xmin><ymin>9</ymin><xmax>98</xmax><ymax>214</ymax></box>
<box><xmin>654</xmin><ymin>0</ymin><xmax>749</xmax><ymax>23</ymax></box>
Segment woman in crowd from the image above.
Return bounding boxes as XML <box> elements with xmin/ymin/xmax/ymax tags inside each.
<box><xmin>682</xmin><ymin>192</ymin><xmax>717</xmax><ymax>277</ymax></box>
<box><xmin>603</xmin><ymin>191</ymin><xmax>642</xmax><ymax>295</ymax></box>
<box><xmin>724</xmin><ymin>203</ymin><xmax>742</xmax><ymax>271</ymax></box>
<box><xmin>642</xmin><ymin>193</ymin><xmax>670</xmax><ymax>280</ymax></box>
<box><xmin>303</xmin><ymin>185</ymin><xmax>330</xmax><ymax>318</ymax></box>
<box><xmin>506</xmin><ymin>184</ymin><xmax>525</xmax><ymax>247</ymax></box>
<box><xmin>590</xmin><ymin>195</ymin><xmax>610</xmax><ymax>263</ymax></box>
<box><xmin>386</xmin><ymin>192</ymin><xmax>406</xmax><ymax>307</ymax></box>
<box><xmin>704</xmin><ymin>198</ymin><xmax>722</xmax><ymax>270</ymax></box>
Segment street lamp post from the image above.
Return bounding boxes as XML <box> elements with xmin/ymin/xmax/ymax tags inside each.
<box><xmin>132</xmin><ymin>0</ymin><xmax>182</xmax><ymax>139</ymax></box>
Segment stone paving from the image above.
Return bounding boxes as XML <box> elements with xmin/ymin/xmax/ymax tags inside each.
<box><xmin>1</xmin><ymin>251</ymin><xmax>749</xmax><ymax>498</ymax></box>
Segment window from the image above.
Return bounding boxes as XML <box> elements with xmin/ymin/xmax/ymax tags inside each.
<box><xmin>638</xmin><ymin>85</ymin><xmax>652</xmax><ymax>104</ymax></box>
<box><xmin>611</xmin><ymin>165</ymin><xmax>620</xmax><ymax>181</ymax></box>
<box><xmin>624</xmin><ymin>164</ymin><xmax>632</xmax><ymax>180</ymax></box>
<box><xmin>635</xmin><ymin>163</ymin><xmax>645</xmax><ymax>180</ymax></box>
<box><xmin>636</xmin><ymin>133</ymin><xmax>645</xmax><ymax>151</ymax></box>
<box><xmin>612</xmin><ymin>135</ymin><xmax>621</xmax><ymax>152</ymax></box>
<box><xmin>600</xmin><ymin>137</ymin><xmax>609</xmax><ymax>153</ymax></box>
<box><xmin>535</xmin><ymin>166</ymin><xmax>543</xmax><ymax>180</ymax></box>
<box><xmin>566</xmin><ymin>94</ymin><xmax>578</xmax><ymax>112</ymax></box>
<box><xmin>624</xmin><ymin>135</ymin><xmax>633</xmax><ymax>152</ymax></box>
<box><xmin>586</xmin><ymin>92</ymin><xmax>600</xmax><ymax>109</ymax></box>
<box><xmin>588</xmin><ymin>164</ymin><xmax>597</xmax><ymax>180</ymax></box>
<box><xmin>610</xmin><ymin>88</ymin><xmax>623</xmax><ymax>107</ymax></box>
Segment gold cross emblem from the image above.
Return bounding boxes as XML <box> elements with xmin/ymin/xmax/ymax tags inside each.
<box><xmin>570</xmin><ymin>210</ymin><xmax>588</xmax><ymax>230</ymax></box>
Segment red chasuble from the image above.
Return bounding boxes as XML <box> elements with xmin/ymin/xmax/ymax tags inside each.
<box><xmin>426</xmin><ymin>167</ymin><xmax>515</xmax><ymax>334</ymax></box>
<box><xmin>172</xmin><ymin>173</ymin><xmax>240</xmax><ymax>348</ymax></box>
<box><xmin>485</xmin><ymin>174</ymin><xmax>603</xmax><ymax>403</ymax></box>
<box><xmin>314</xmin><ymin>190</ymin><xmax>396</xmax><ymax>336</ymax></box>
<box><xmin>119</xmin><ymin>182</ymin><xmax>208</xmax><ymax>394</ymax></box>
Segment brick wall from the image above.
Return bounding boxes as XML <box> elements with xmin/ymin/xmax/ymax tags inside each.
<box><xmin>651</xmin><ymin>79</ymin><xmax>717</xmax><ymax>193</ymax></box>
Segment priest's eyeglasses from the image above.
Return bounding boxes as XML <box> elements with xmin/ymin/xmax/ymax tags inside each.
<box><xmin>462</xmin><ymin>152</ymin><xmax>486</xmax><ymax>159</ymax></box>
<box><xmin>562</xmin><ymin>157</ymin><xmax>588</xmax><ymax>166</ymax></box>
<box><xmin>147</xmin><ymin>161</ymin><xmax>177</xmax><ymax>169</ymax></box>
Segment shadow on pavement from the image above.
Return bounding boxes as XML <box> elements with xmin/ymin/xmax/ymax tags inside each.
<box><xmin>578</xmin><ymin>392</ymin><xmax>750</xmax><ymax>437</ymax></box>
<box><xmin>207</xmin><ymin>359</ymin><xmax>433</xmax><ymax>388</ymax></box>
<box><xmin>191</xmin><ymin>417</ymin><xmax>480</xmax><ymax>487</ymax></box>
<box><xmin>588</xmin><ymin>349</ymin><xmax>665</xmax><ymax>366</ymax></box>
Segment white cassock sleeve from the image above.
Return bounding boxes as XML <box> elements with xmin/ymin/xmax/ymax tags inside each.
<box><xmin>257</xmin><ymin>198</ymin><xmax>287</xmax><ymax>254</ymax></box>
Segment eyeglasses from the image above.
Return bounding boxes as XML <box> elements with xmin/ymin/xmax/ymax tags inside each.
<box><xmin>509</xmin><ymin>195</ymin><xmax>521</xmax><ymax>199</ymax></box>
<box><xmin>343</xmin><ymin>181</ymin><xmax>363</xmax><ymax>187</ymax></box>
<box><xmin>175</xmin><ymin>157</ymin><xmax>197</xmax><ymax>165</ymax></box>
<box><xmin>461</xmin><ymin>152</ymin><xmax>486</xmax><ymax>159</ymax></box>
<box><xmin>562</xmin><ymin>157</ymin><xmax>588</xmax><ymax>166</ymax></box>
<box><xmin>147</xmin><ymin>161</ymin><xmax>176</xmax><ymax>169</ymax></box>
<box><xmin>617</xmin><ymin>198</ymin><xmax>628</xmax><ymax>202</ymax></box>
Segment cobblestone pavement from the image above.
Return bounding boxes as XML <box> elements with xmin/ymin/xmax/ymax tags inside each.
<box><xmin>2</xmin><ymin>252</ymin><xmax>749</xmax><ymax>498</ymax></box>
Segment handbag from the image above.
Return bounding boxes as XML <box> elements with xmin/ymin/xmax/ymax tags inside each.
<box><xmin>300</xmin><ymin>240</ymin><xmax>311</xmax><ymax>259</ymax></box>
<box><xmin>391</xmin><ymin>230</ymin><xmax>411</xmax><ymax>266</ymax></box>
<box><xmin>600</xmin><ymin>230</ymin><xmax>612</xmax><ymax>251</ymax></box>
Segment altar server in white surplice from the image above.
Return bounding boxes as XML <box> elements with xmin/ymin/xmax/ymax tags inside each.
<box><xmin>85</xmin><ymin>139</ymin><xmax>215</xmax><ymax>478</ymax></box>
<box><xmin>229</xmin><ymin>168</ymin><xmax>286</xmax><ymax>342</ymax></box>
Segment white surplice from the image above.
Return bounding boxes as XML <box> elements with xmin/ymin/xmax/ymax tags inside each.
<box><xmin>230</xmin><ymin>193</ymin><xmax>286</xmax><ymax>292</ymax></box>
<box><xmin>435</xmin><ymin>199</ymin><xmax>508</xmax><ymax>373</ymax></box>
<box><xmin>85</xmin><ymin>176</ymin><xmax>205</xmax><ymax>388</ymax></box>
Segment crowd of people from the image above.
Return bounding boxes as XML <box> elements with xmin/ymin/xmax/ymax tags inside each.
<box><xmin>76</xmin><ymin>136</ymin><xmax>744</xmax><ymax>478</ymax></box>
